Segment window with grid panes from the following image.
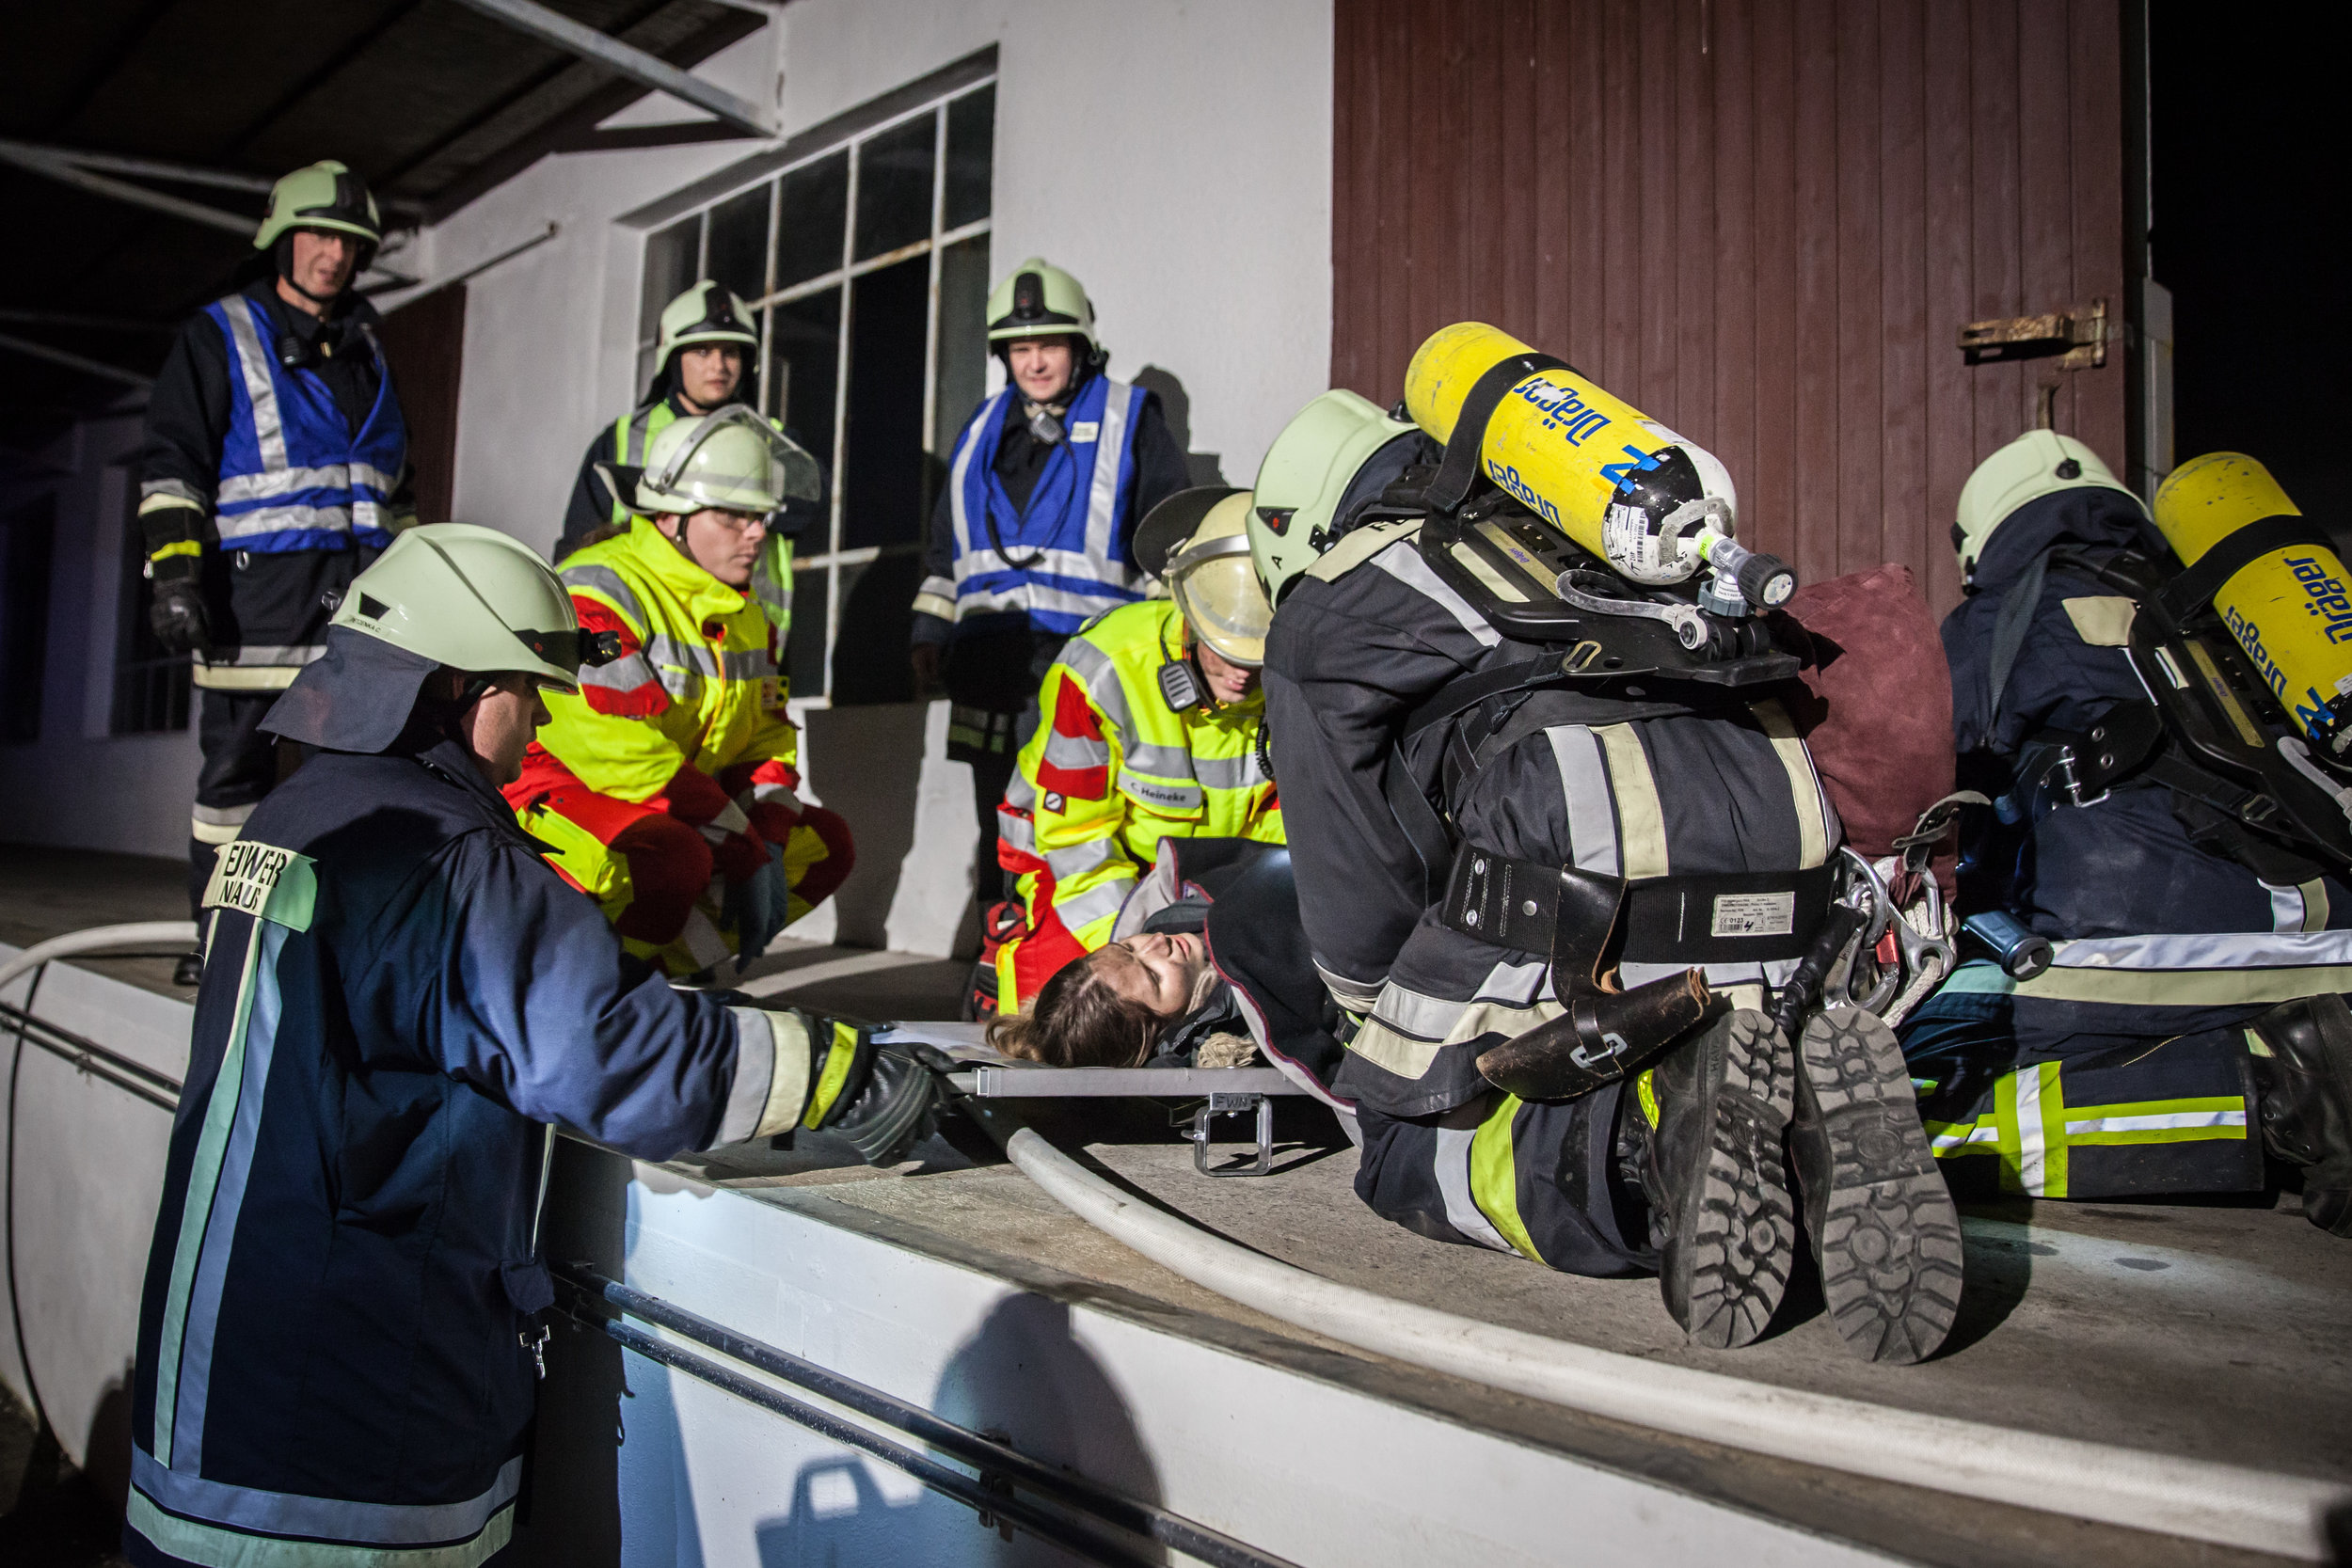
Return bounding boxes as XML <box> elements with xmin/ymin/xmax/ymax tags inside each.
<box><xmin>635</xmin><ymin>80</ymin><xmax>995</xmax><ymax>706</ymax></box>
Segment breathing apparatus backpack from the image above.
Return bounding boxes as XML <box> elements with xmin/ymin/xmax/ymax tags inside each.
<box><xmin>1992</xmin><ymin>452</ymin><xmax>2352</xmax><ymax>888</ymax></box>
<box><xmin>1332</xmin><ymin>325</ymin><xmax>1962</xmax><ymax>1099</ymax></box>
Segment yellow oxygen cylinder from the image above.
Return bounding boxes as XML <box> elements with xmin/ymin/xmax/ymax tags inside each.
<box><xmin>2153</xmin><ymin>452</ymin><xmax>2352</xmax><ymax>752</ymax></box>
<box><xmin>1404</xmin><ymin>323</ymin><xmax>1781</xmax><ymax>600</ymax></box>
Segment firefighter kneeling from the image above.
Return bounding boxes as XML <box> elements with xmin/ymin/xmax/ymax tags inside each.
<box><xmin>506</xmin><ymin>409</ymin><xmax>854</xmax><ymax>977</ymax></box>
<box><xmin>989</xmin><ymin>489</ymin><xmax>1285</xmax><ymax>1013</ymax></box>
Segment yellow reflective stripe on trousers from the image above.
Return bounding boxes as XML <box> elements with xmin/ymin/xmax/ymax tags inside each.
<box><xmin>1924</xmin><ymin>1070</ymin><xmax>2248</xmax><ymax>1196</ymax></box>
<box><xmin>127</xmin><ymin>1488</ymin><xmax>514</xmax><ymax>1568</ymax></box>
<box><xmin>1470</xmin><ymin>1095</ymin><xmax>1544</xmax><ymax>1262</ymax></box>
<box><xmin>802</xmin><ymin>1022</ymin><xmax>861</xmax><ymax>1129</ymax></box>
<box><xmin>151</xmin><ymin>918</ymin><xmax>266</xmax><ymax>1467</ymax></box>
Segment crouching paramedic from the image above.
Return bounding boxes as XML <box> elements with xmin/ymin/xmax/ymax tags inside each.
<box><xmin>124</xmin><ymin>524</ymin><xmax>936</xmax><ymax>1568</ymax></box>
<box><xmin>1257</xmin><ymin>362</ymin><xmax>1961</xmax><ymax>1365</ymax></box>
<box><xmin>1902</xmin><ymin>436</ymin><xmax>2352</xmax><ymax>1233</ymax></box>
<box><xmin>993</xmin><ymin>488</ymin><xmax>1284</xmax><ymax>1011</ymax></box>
<box><xmin>506</xmin><ymin>408</ymin><xmax>854</xmax><ymax>977</ymax></box>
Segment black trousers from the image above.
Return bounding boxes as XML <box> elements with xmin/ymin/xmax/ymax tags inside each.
<box><xmin>943</xmin><ymin>623</ymin><xmax>1065</xmax><ymax>910</ymax></box>
<box><xmin>187</xmin><ymin>689</ymin><xmax>290</xmax><ymax>917</ymax></box>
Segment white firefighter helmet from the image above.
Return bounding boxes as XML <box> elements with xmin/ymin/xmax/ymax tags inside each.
<box><xmin>332</xmin><ymin>524</ymin><xmax>585</xmax><ymax>691</ymax></box>
<box><xmin>633</xmin><ymin>407</ymin><xmax>821</xmax><ymax>518</ymax></box>
<box><xmin>1134</xmin><ymin>488</ymin><xmax>1274</xmax><ymax>668</ymax></box>
<box><xmin>1954</xmin><ymin>430</ymin><xmax>2140</xmax><ymax>583</ymax></box>
<box><xmin>986</xmin><ymin>258</ymin><xmax>1099</xmax><ymax>348</ymax></box>
<box><xmin>1248</xmin><ymin>389</ymin><xmax>1420</xmax><ymax>608</ymax></box>
<box><xmin>656</xmin><ymin>280</ymin><xmax>760</xmax><ymax>375</ymax></box>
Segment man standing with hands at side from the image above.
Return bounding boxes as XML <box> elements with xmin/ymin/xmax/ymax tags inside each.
<box><xmin>136</xmin><ymin>159</ymin><xmax>416</xmax><ymax>985</ymax></box>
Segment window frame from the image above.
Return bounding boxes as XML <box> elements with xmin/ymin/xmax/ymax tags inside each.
<box><xmin>634</xmin><ymin>75</ymin><xmax>996</xmax><ymax>705</ymax></box>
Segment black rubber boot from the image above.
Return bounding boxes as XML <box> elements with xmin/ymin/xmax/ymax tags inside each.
<box><xmin>2248</xmin><ymin>993</ymin><xmax>2352</xmax><ymax>1238</ymax></box>
<box><xmin>1636</xmin><ymin>1008</ymin><xmax>1796</xmax><ymax>1350</ymax></box>
<box><xmin>1788</xmin><ymin>1009</ymin><xmax>1965</xmax><ymax>1362</ymax></box>
<box><xmin>173</xmin><ymin>951</ymin><xmax>205</xmax><ymax>988</ymax></box>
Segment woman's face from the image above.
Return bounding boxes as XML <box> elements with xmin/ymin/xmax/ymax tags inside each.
<box><xmin>1094</xmin><ymin>930</ymin><xmax>1207</xmax><ymax>1018</ymax></box>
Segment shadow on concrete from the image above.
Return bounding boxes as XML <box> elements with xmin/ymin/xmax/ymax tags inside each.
<box><xmin>752</xmin><ymin>1293</ymin><xmax>1166</xmax><ymax>1566</ymax></box>
<box><xmin>1940</xmin><ymin>1202</ymin><xmax>2039</xmax><ymax>1356</ymax></box>
<box><xmin>0</xmin><ymin>1382</ymin><xmax>132</xmax><ymax>1566</ymax></box>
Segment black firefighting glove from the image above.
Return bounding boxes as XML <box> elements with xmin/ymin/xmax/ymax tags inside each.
<box><xmin>783</xmin><ymin>1011</ymin><xmax>944</xmax><ymax>1166</ymax></box>
<box><xmin>148</xmin><ymin>573</ymin><xmax>213</xmax><ymax>657</ymax></box>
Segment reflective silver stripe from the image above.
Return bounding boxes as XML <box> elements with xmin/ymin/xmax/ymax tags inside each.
<box><xmin>1118</xmin><ymin>774</ymin><xmax>1204</xmax><ymax>813</ymax></box>
<box><xmin>1314</xmin><ymin>960</ymin><xmax>1385</xmax><ymax>1014</ymax></box>
<box><xmin>1371</xmin><ymin>979</ymin><xmax>1470</xmax><ymax>1042</ymax></box>
<box><xmin>190</xmin><ymin>802</ymin><xmax>256</xmax><ymax>827</ymax></box>
<box><xmin>2048</xmin><ymin>930</ymin><xmax>2352</xmax><ymax>972</ymax></box>
<box><xmin>215</xmin><ymin>503</ymin><xmax>361</xmax><ymax>541</ymax></box>
<box><xmin>559</xmin><ymin>563</ymin><xmax>649</xmax><ymax>630</ymax></box>
<box><xmin>644</xmin><ymin>636</ymin><xmax>774</xmax><ymax>681</ymax></box>
<box><xmin>216</xmin><ymin>463</ymin><xmax>402</xmax><ymax>504</ymax></box>
<box><xmin>955</xmin><ymin>581</ymin><xmax>1136</xmax><ymax>622</ymax></box>
<box><xmin>174</xmin><ymin>921</ymin><xmax>290</xmax><ymax>1471</ymax></box>
<box><xmin>2067</xmin><ymin>1110</ymin><xmax>2247</xmax><ymax>1134</ymax></box>
<box><xmin>712</xmin><ymin>1008</ymin><xmax>775</xmax><ymax>1147</ymax></box>
<box><xmin>579</xmin><ymin>652</ymin><xmax>659</xmax><ymax>692</ymax></box>
<box><xmin>1086</xmin><ymin>380</ymin><xmax>1136</xmax><ymax>577</ymax></box>
<box><xmin>917</xmin><ymin>574</ymin><xmax>956</xmax><ymax>601</ymax></box>
<box><xmin>1373</xmin><ymin>541</ymin><xmax>1500</xmax><ymax>646</ymax></box>
<box><xmin>620</xmin><ymin>408</ymin><xmax>656</xmax><ymax>466</ymax></box>
<box><xmin>1434</xmin><ymin>1122</ymin><xmax>1515</xmax><ymax>1252</ymax></box>
<box><xmin>219</xmin><ymin>296</ymin><xmax>288</xmax><ymax>473</ymax></box>
<box><xmin>996</xmin><ymin>801</ymin><xmax>1038</xmax><ymax>854</ymax></box>
<box><xmin>144</xmin><ymin>478</ymin><xmax>207</xmax><ymax>505</ymax></box>
<box><xmin>1545</xmin><ymin>725</ymin><xmax>1621</xmax><ymax>876</ymax></box>
<box><xmin>1191</xmin><ymin>751</ymin><xmax>1268</xmax><ymax>791</ymax></box>
<box><xmin>195</xmin><ymin>643</ymin><xmax>325</xmax><ymax>668</ymax></box>
<box><xmin>132</xmin><ymin>1450</ymin><xmax>523</xmax><ymax>1548</ymax></box>
<box><xmin>1042</xmin><ymin>836</ymin><xmax>1122</xmax><ymax>880</ymax></box>
<box><xmin>1473</xmin><ymin>958</ymin><xmax>1550</xmax><ymax>1005</ymax></box>
<box><xmin>1042</xmin><ymin>728</ymin><xmax>1109</xmax><ymax>768</ymax></box>
<box><xmin>1004</xmin><ymin>770</ymin><xmax>1038</xmax><ymax>810</ymax></box>
<box><xmin>1054</xmin><ymin>637</ymin><xmax>1135</xmax><ymax>742</ymax></box>
<box><xmin>1053</xmin><ymin>877</ymin><xmax>1135</xmax><ymax>932</ymax></box>
<box><xmin>946</xmin><ymin>393</ymin><xmax>1007</xmax><ymax>597</ymax></box>
<box><xmin>1125</xmin><ymin>741</ymin><xmax>1197</xmax><ymax>779</ymax></box>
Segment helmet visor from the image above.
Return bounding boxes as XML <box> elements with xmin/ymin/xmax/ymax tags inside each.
<box><xmin>1169</xmin><ymin>544</ymin><xmax>1272</xmax><ymax>668</ymax></box>
<box><xmin>642</xmin><ymin>409</ymin><xmax>823</xmax><ymax>517</ymax></box>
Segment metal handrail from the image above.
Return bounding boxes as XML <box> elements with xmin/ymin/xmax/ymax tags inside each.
<box><xmin>557</xmin><ymin>1263</ymin><xmax>1296</xmax><ymax>1568</ymax></box>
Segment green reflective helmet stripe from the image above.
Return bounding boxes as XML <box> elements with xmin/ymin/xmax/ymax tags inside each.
<box><xmin>986</xmin><ymin>257</ymin><xmax>1098</xmax><ymax>347</ymax></box>
<box><xmin>1248</xmin><ymin>388</ymin><xmax>1419</xmax><ymax>606</ymax></box>
<box><xmin>634</xmin><ymin>406</ymin><xmax>822</xmax><ymax>518</ymax></box>
<box><xmin>658</xmin><ymin>280</ymin><xmax>759</xmax><ymax>373</ymax></box>
<box><xmin>334</xmin><ymin>523</ymin><xmax>582</xmax><ymax>689</ymax></box>
<box><xmin>1953</xmin><ymin>430</ymin><xmax>2141</xmax><ymax>583</ymax></box>
<box><xmin>253</xmin><ymin>160</ymin><xmax>382</xmax><ymax>251</ymax></box>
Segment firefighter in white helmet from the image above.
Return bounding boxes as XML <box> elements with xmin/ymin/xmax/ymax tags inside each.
<box><xmin>1902</xmin><ymin>431</ymin><xmax>2352</xmax><ymax>1233</ymax></box>
<box><xmin>508</xmin><ymin>408</ymin><xmax>854</xmax><ymax>978</ymax></box>
<box><xmin>135</xmin><ymin>159</ymin><xmax>419</xmax><ymax>985</ymax></box>
<box><xmin>909</xmin><ymin>258</ymin><xmax>1190</xmax><ymax>915</ymax></box>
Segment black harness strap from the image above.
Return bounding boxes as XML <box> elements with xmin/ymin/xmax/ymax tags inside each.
<box><xmin>1423</xmin><ymin>351</ymin><xmax>1573</xmax><ymax>515</ymax></box>
<box><xmin>2154</xmin><ymin>514</ymin><xmax>2330</xmax><ymax>625</ymax></box>
<box><xmin>1440</xmin><ymin>847</ymin><xmax>1836</xmax><ymax>967</ymax></box>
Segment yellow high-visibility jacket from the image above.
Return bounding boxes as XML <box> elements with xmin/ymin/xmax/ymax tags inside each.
<box><xmin>995</xmin><ymin>598</ymin><xmax>1283</xmax><ymax>1011</ymax></box>
<box><xmin>531</xmin><ymin>516</ymin><xmax>798</xmax><ymax>809</ymax></box>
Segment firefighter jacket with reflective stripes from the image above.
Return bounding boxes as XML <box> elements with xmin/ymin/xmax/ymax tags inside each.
<box><xmin>1262</xmin><ymin>519</ymin><xmax>1840</xmax><ymax>1117</ymax></box>
<box><xmin>528</xmin><ymin>516</ymin><xmax>800</xmax><ymax>821</ymax></box>
<box><xmin>126</xmin><ymin>736</ymin><xmax>794</xmax><ymax>1568</ymax></box>
<box><xmin>1948</xmin><ymin>484</ymin><xmax>2352</xmax><ymax>942</ymax></box>
<box><xmin>136</xmin><ymin>283</ymin><xmax>415</xmax><ymax>686</ymax></box>
<box><xmin>996</xmin><ymin>599</ymin><xmax>1283</xmax><ymax>1011</ymax></box>
<box><xmin>918</xmin><ymin>374</ymin><xmax>1152</xmax><ymax>637</ymax></box>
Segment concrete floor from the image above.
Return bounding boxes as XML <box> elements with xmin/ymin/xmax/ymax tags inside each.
<box><xmin>8</xmin><ymin>842</ymin><xmax>2350</xmax><ymax>1566</ymax></box>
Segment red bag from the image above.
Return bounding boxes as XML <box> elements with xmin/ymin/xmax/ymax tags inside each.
<box><xmin>1774</xmin><ymin>563</ymin><xmax>1957</xmax><ymax>893</ymax></box>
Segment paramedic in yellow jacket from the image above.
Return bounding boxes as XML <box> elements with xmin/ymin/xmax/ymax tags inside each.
<box><xmin>995</xmin><ymin>488</ymin><xmax>1283</xmax><ymax>1011</ymax></box>
<box><xmin>505</xmin><ymin>407</ymin><xmax>855</xmax><ymax>976</ymax></box>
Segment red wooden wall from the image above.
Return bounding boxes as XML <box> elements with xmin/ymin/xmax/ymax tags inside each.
<box><xmin>1330</xmin><ymin>0</ymin><xmax>2127</xmax><ymax>615</ymax></box>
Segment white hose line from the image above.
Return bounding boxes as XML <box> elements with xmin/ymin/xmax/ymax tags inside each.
<box><xmin>984</xmin><ymin>1113</ymin><xmax>2345</xmax><ymax>1560</ymax></box>
<box><xmin>0</xmin><ymin>923</ymin><xmax>201</xmax><ymax>999</ymax></box>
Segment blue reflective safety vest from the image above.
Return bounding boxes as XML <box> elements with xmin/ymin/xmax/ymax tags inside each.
<box><xmin>204</xmin><ymin>292</ymin><xmax>407</xmax><ymax>554</ymax></box>
<box><xmin>945</xmin><ymin>373</ymin><xmax>1146</xmax><ymax>636</ymax></box>
<box><xmin>126</xmin><ymin>736</ymin><xmax>755</xmax><ymax>1568</ymax></box>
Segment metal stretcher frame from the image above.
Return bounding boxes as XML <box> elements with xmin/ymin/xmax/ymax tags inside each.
<box><xmin>941</xmin><ymin>1066</ymin><xmax>1308</xmax><ymax>1177</ymax></box>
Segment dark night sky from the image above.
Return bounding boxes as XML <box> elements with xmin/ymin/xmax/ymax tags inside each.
<box><xmin>2153</xmin><ymin>5</ymin><xmax>2348</xmax><ymax>525</ymax></box>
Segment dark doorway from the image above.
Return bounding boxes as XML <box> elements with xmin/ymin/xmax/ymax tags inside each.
<box><xmin>832</xmin><ymin>254</ymin><xmax>927</xmax><ymax>703</ymax></box>
<box><xmin>2151</xmin><ymin>12</ymin><xmax>2347</xmax><ymax>534</ymax></box>
<box><xmin>375</xmin><ymin>284</ymin><xmax>469</xmax><ymax>527</ymax></box>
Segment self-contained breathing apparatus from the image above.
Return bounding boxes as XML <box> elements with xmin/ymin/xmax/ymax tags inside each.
<box><xmin>1990</xmin><ymin>452</ymin><xmax>2352</xmax><ymax>895</ymax></box>
<box><xmin>1347</xmin><ymin>324</ymin><xmax>1939</xmax><ymax>1101</ymax></box>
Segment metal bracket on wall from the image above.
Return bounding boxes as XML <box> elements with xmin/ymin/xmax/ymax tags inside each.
<box><xmin>1958</xmin><ymin>298</ymin><xmax>2110</xmax><ymax>371</ymax></box>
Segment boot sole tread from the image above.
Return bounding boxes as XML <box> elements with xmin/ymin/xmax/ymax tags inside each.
<box><xmin>1801</xmin><ymin>1009</ymin><xmax>1965</xmax><ymax>1364</ymax></box>
<box><xmin>1679</xmin><ymin>1011</ymin><xmax>1797</xmax><ymax>1352</ymax></box>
